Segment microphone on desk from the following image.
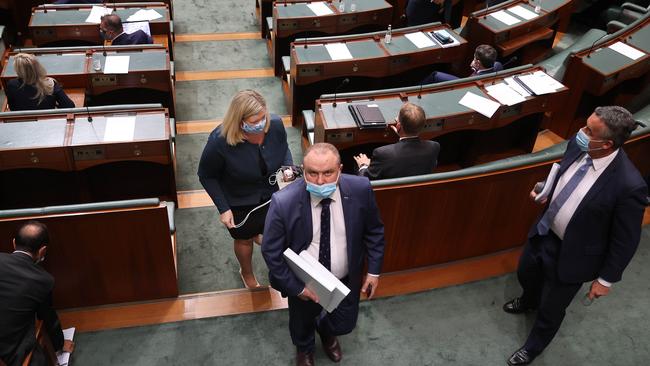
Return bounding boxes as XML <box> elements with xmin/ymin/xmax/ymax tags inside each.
<box><xmin>332</xmin><ymin>78</ymin><xmax>350</xmax><ymax>108</ymax></box>
<box><xmin>492</xmin><ymin>55</ymin><xmax>517</xmax><ymax>79</ymax></box>
<box><xmin>483</xmin><ymin>0</ymin><xmax>489</xmax><ymax>19</ymax></box>
<box><xmin>86</xmin><ymin>105</ymin><xmax>93</xmax><ymax>122</ymax></box>
<box><xmin>417</xmin><ymin>79</ymin><xmax>425</xmax><ymax>99</ymax></box>
<box><xmin>113</xmin><ymin>0</ymin><xmax>117</xmax><ymax>11</ymax></box>
<box><xmin>586</xmin><ymin>33</ymin><xmax>609</xmax><ymax>58</ymax></box>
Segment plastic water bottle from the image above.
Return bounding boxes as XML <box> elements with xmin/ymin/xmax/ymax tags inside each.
<box><xmin>350</xmin><ymin>2</ymin><xmax>356</xmax><ymax>11</ymax></box>
<box><xmin>534</xmin><ymin>0</ymin><xmax>542</xmax><ymax>13</ymax></box>
<box><xmin>338</xmin><ymin>0</ymin><xmax>345</xmax><ymax>12</ymax></box>
<box><xmin>384</xmin><ymin>24</ymin><xmax>392</xmax><ymax>44</ymax></box>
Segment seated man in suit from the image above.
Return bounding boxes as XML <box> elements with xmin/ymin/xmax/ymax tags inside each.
<box><xmin>421</xmin><ymin>44</ymin><xmax>500</xmax><ymax>84</ymax></box>
<box><xmin>353</xmin><ymin>102</ymin><xmax>440</xmax><ymax>180</ymax></box>
<box><xmin>100</xmin><ymin>14</ymin><xmax>153</xmax><ymax>45</ymax></box>
<box><xmin>0</xmin><ymin>221</ymin><xmax>74</xmax><ymax>366</ymax></box>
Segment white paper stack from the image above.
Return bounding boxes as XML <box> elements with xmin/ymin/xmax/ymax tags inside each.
<box><xmin>458</xmin><ymin>91</ymin><xmax>501</xmax><ymax>118</ymax></box>
<box><xmin>103</xmin><ymin>55</ymin><xmax>130</xmax><ymax>74</ymax></box>
<box><xmin>283</xmin><ymin>248</ymin><xmax>351</xmax><ymax>313</ymax></box>
<box><xmin>609</xmin><ymin>41</ymin><xmax>646</xmax><ymax>60</ymax></box>
<box><xmin>85</xmin><ymin>6</ymin><xmax>112</xmax><ymax>24</ymax></box>
<box><xmin>123</xmin><ymin>21</ymin><xmax>151</xmax><ymax>37</ymax></box>
<box><xmin>126</xmin><ymin>9</ymin><xmax>163</xmax><ymax>22</ymax></box>
<box><xmin>325</xmin><ymin>43</ymin><xmax>353</xmax><ymax>60</ymax></box>
<box><xmin>485</xmin><ymin>83</ymin><xmax>526</xmax><ymax>106</ymax></box>
<box><xmin>404</xmin><ymin>32</ymin><xmax>435</xmax><ymax>49</ymax></box>
<box><xmin>103</xmin><ymin>116</ymin><xmax>136</xmax><ymax>142</ymax></box>
<box><xmin>516</xmin><ymin>71</ymin><xmax>565</xmax><ymax>95</ymax></box>
<box><xmin>56</xmin><ymin>327</ymin><xmax>75</xmax><ymax>366</ymax></box>
<box><xmin>507</xmin><ymin>5</ymin><xmax>539</xmax><ymax>20</ymax></box>
<box><xmin>307</xmin><ymin>2</ymin><xmax>334</xmax><ymax>16</ymax></box>
<box><xmin>490</xmin><ymin>10</ymin><xmax>521</xmax><ymax>26</ymax></box>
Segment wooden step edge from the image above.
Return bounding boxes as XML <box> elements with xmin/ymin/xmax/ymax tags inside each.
<box><xmin>176</xmin><ymin>115</ymin><xmax>291</xmax><ymax>135</ymax></box>
<box><xmin>175</xmin><ymin>32</ymin><xmax>261</xmax><ymax>42</ymax></box>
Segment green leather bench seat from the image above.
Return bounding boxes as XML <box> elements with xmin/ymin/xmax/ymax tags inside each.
<box><xmin>536</xmin><ymin>28</ymin><xmax>607</xmax><ymax>80</ymax></box>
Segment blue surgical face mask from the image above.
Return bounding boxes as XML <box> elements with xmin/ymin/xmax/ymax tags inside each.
<box><xmin>576</xmin><ymin>128</ymin><xmax>607</xmax><ymax>152</ymax></box>
<box><xmin>242</xmin><ymin>117</ymin><xmax>266</xmax><ymax>134</ymax></box>
<box><xmin>306</xmin><ymin>172</ymin><xmax>340</xmax><ymax>199</ymax></box>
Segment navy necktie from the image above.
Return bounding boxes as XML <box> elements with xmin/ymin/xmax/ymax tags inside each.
<box><xmin>537</xmin><ymin>156</ymin><xmax>593</xmax><ymax>235</ymax></box>
<box><xmin>319</xmin><ymin>198</ymin><xmax>332</xmax><ymax>271</ymax></box>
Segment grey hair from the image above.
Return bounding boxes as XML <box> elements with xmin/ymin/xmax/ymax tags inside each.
<box><xmin>303</xmin><ymin>143</ymin><xmax>341</xmax><ymax>165</ymax></box>
<box><xmin>594</xmin><ymin>106</ymin><xmax>636</xmax><ymax>149</ymax></box>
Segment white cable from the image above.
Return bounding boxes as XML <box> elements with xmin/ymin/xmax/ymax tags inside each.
<box><xmin>232</xmin><ymin>199</ymin><xmax>271</xmax><ymax>229</ymax></box>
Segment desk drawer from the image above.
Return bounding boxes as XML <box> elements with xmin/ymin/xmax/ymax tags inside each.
<box><xmin>0</xmin><ymin>148</ymin><xmax>70</xmax><ymax>171</ymax></box>
<box><xmin>104</xmin><ymin>141</ymin><xmax>169</xmax><ymax>160</ymax></box>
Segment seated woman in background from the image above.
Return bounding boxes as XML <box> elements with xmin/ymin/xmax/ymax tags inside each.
<box><xmin>6</xmin><ymin>53</ymin><xmax>75</xmax><ymax>111</ymax></box>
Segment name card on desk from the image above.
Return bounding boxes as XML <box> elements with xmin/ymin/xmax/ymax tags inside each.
<box><xmin>459</xmin><ymin>91</ymin><xmax>500</xmax><ymax>118</ymax></box>
<box><xmin>609</xmin><ymin>41</ymin><xmax>646</xmax><ymax>61</ymax></box>
<box><xmin>490</xmin><ymin>10</ymin><xmax>521</xmax><ymax>26</ymax></box>
<box><xmin>325</xmin><ymin>43</ymin><xmax>353</xmax><ymax>60</ymax></box>
<box><xmin>307</xmin><ymin>2</ymin><xmax>334</xmax><ymax>16</ymax></box>
<box><xmin>85</xmin><ymin>6</ymin><xmax>112</xmax><ymax>24</ymax></box>
<box><xmin>104</xmin><ymin>55</ymin><xmax>130</xmax><ymax>74</ymax></box>
<box><xmin>404</xmin><ymin>32</ymin><xmax>435</xmax><ymax>49</ymax></box>
<box><xmin>104</xmin><ymin>116</ymin><xmax>136</xmax><ymax>142</ymax></box>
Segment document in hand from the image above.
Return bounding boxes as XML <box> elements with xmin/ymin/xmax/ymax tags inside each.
<box><xmin>283</xmin><ymin>248</ymin><xmax>351</xmax><ymax>313</ymax></box>
<box><xmin>535</xmin><ymin>163</ymin><xmax>560</xmax><ymax>203</ymax></box>
<box><xmin>56</xmin><ymin>327</ymin><xmax>75</xmax><ymax>366</ymax></box>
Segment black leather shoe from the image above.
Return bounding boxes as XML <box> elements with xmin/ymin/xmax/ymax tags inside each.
<box><xmin>320</xmin><ymin>334</ymin><xmax>342</xmax><ymax>362</ymax></box>
<box><xmin>503</xmin><ymin>297</ymin><xmax>535</xmax><ymax>314</ymax></box>
<box><xmin>507</xmin><ymin>348</ymin><xmax>535</xmax><ymax>365</ymax></box>
<box><xmin>296</xmin><ymin>351</ymin><xmax>315</xmax><ymax>366</ymax></box>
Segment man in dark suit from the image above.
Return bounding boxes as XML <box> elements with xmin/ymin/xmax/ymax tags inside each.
<box><xmin>503</xmin><ymin>106</ymin><xmax>648</xmax><ymax>365</ymax></box>
<box><xmin>353</xmin><ymin>102</ymin><xmax>440</xmax><ymax>180</ymax></box>
<box><xmin>262</xmin><ymin>143</ymin><xmax>385</xmax><ymax>366</ymax></box>
<box><xmin>0</xmin><ymin>221</ymin><xmax>74</xmax><ymax>366</ymax></box>
<box><xmin>421</xmin><ymin>44</ymin><xmax>500</xmax><ymax>84</ymax></box>
<box><xmin>100</xmin><ymin>14</ymin><xmax>153</xmax><ymax>46</ymax></box>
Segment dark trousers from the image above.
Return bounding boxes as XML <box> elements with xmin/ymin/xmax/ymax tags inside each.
<box><xmin>288</xmin><ymin>279</ymin><xmax>360</xmax><ymax>353</ymax></box>
<box><xmin>517</xmin><ymin>233</ymin><xmax>582</xmax><ymax>356</ymax></box>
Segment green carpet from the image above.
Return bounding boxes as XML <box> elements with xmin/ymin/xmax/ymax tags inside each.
<box><xmin>70</xmin><ymin>227</ymin><xmax>650</xmax><ymax>365</ymax></box>
<box><xmin>174</xmin><ymin>40</ymin><xmax>271</xmax><ymax>71</ymax></box>
<box><xmin>174</xmin><ymin>0</ymin><xmax>258</xmax><ymax>34</ymax></box>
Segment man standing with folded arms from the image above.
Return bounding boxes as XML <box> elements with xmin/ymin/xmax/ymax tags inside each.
<box><xmin>504</xmin><ymin>106</ymin><xmax>648</xmax><ymax>365</ymax></box>
<box><xmin>263</xmin><ymin>143</ymin><xmax>385</xmax><ymax>366</ymax></box>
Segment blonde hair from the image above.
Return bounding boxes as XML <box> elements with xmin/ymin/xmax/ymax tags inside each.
<box><xmin>14</xmin><ymin>53</ymin><xmax>55</xmax><ymax>104</ymax></box>
<box><xmin>220</xmin><ymin>90</ymin><xmax>269</xmax><ymax>146</ymax></box>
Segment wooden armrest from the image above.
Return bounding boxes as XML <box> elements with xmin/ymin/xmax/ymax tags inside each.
<box><xmin>152</xmin><ymin>34</ymin><xmax>169</xmax><ymax>48</ymax></box>
<box><xmin>497</xmin><ymin>27</ymin><xmax>555</xmax><ymax>57</ymax></box>
<box><xmin>65</xmin><ymin>88</ymin><xmax>86</xmax><ymax>108</ymax></box>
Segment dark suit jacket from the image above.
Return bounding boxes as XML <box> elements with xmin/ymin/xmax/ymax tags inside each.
<box><xmin>6</xmin><ymin>79</ymin><xmax>75</xmax><ymax>111</ymax></box>
<box><xmin>262</xmin><ymin>175</ymin><xmax>385</xmax><ymax>297</ymax></box>
<box><xmin>405</xmin><ymin>0</ymin><xmax>452</xmax><ymax>26</ymax></box>
<box><xmin>112</xmin><ymin>30</ymin><xmax>153</xmax><ymax>45</ymax></box>
<box><xmin>0</xmin><ymin>253</ymin><xmax>64</xmax><ymax>366</ymax></box>
<box><xmin>528</xmin><ymin>138</ymin><xmax>648</xmax><ymax>284</ymax></box>
<box><xmin>360</xmin><ymin>137</ymin><xmax>440</xmax><ymax>180</ymax></box>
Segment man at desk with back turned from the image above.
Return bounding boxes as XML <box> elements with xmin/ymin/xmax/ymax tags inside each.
<box><xmin>262</xmin><ymin>143</ymin><xmax>385</xmax><ymax>366</ymax></box>
<box><xmin>503</xmin><ymin>106</ymin><xmax>648</xmax><ymax>365</ymax></box>
<box><xmin>353</xmin><ymin>102</ymin><xmax>440</xmax><ymax>180</ymax></box>
<box><xmin>100</xmin><ymin>14</ymin><xmax>153</xmax><ymax>45</ymax></box>
<box><xmin>0</xmin><ymin>221</ymin><xmax>75</xmax><ymax>366</ymax></box>
<box><xmin>421</xmin><ymin>44</ymin><xmax>500</xmax><ymax>84</ymax></box>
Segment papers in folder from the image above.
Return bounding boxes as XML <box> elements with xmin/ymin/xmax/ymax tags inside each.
<box><xmin>514</xmin><ymin>71</ymin><xmax>565</xmax><ymax>95</ymax></box>
<box><xmin>85</xmin><ymin>6</ymin><xmax>112</xmax><ymax>24</ymax></box>
<box><xmin>535</xmin><ymin>163</ymin><xmax>560</xmax><ymax>203</ymax></box>
<box><xmin>56</xmin><ymin>327</ymin><xmax>75</xmax><ymax>366</ymax></box>
<box><xmin>283</xmin><ymin>248</ymin><xmax>350</xmax><ymax>313</ymax></box>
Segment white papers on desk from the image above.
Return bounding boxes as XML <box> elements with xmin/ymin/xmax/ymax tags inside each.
<box><xmin>516</xmin><ymin>71</ymin><xmax>564</xmax><ymax>95</ymax></box>
<box><xmin>490</xmin><ymin>10</ymin><xmax>521</xmax><ymax>26</ymax></box>
<box><xmin>507</xmin><ymin>5</ymin><xmax>539</xmax><ymax>20</ymax></box>
<box><xmin>85</xmin><ymin>6</ymin><xmax>112</xmax><ymax>24</ymax></box>
<box><xmin>123</xmin><ymin>21</ymin><xmax>151</xmax><ymax>36</ymax></box>
<box><xmin>283</xmin><ymin>248</ymin><xmax>350</xmax><ymax>313</ymax></box>
<box><xmin>609</xmin><ymin>41</ymin><xmax>646</xmax><ymax>60</ymax></box>
<box><xmin>458</xmin><ymin>91</ymin><xmax>500</xmax><ymax>118</ymax></box>
<box><xmin>103</xmin><ymin>116</ymin><xmax>136</xmax><ymax>142</ymax></box>
<box><xmin>535</xmin><ymin>163</ymin><xmax>560</xmax><ymax>203</ymax></box>
<box><xmin>56</xmin><ymin>327</ymin><xmax>75</xmax><ymax>366</ymax></box>
<box><xmin>126</xmin><ymin>9</ymin><xmax>163</xmax><ymax>22</ymax></box>
<box><xmin>325</xmin><ymin>43</ymin><xmax>353</xmax><ymax>60</ymax></box>
<box><xmin>307</xmin><ymin>2</ymin><xmax>334</xmax><ymax>16</ymax></box>
<box><xmin>404</xmin><ymin>32</ymin><xmax>435</xmax><ymax>49</ymax></box>
<box><xmin>504</xmin><ymin>77</ymin><xmax>532</xmax><ymax>97</ymax></box>
<box><xmin>485</xmin><ymin>83</ymin><xmax>526</xmax><ymax>106</ymax></box>
<box><xmin>103</xmin><ymin>55</ymin><xmax>130</xmax><ymax>74</ymax></box>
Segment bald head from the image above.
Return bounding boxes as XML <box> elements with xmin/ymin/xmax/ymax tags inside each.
<box><xmin>14</xmin><ymin>221</ymin><xmax>49</xmax><ymax>255</ymax></box>
<box><xmin>303</xmin><ymin>143</ymin><xmax>342</xmax><ymax>186</ymax></box>
<box><xmin>100</xmin><ymin>14</ymin><xmax>124</xmax><ymax>34</ymax></box>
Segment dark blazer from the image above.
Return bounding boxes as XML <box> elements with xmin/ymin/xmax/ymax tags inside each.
<box><xmin>360</xmin><ymin>137</ymin><xmax>440</xmax><ymax>180</ymax></box>
<box><xmin>405</xmin><ymin>0</ymin><xmax>452</xmax><ymax>26</ymax></box>
<box><xmin>112</xmin><ymin>30</ymin><xmax>153</xmax><ymax>46</ymax></box>
<box><xmin>197</xmin><ymin>115</ymin><xmax>293</xmax><ymax>213</ymax></box>
<box><xmin>262</xmin><ymin>174</ymin><xmax>385</xmax><ymax>297</ymax></box>
<box><xmin>528</xmin><ymin>138</ymin><xmax>648</xmax><ymax>284</ymax></box>
<box><xmin>0</xmin><ymin>253</ymin><xmax>64</xmax><ymax>366</ymax></box>
<box><xmin>6</xmin><ymin>79</ymin><xmax>75</xmax><ymax>111</ymax></box>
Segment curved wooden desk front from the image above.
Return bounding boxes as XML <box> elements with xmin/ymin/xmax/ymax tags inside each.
<box><xmin>270</xmin><ymin>0</ymin><xmax>393</xmax><ymax>74</ymax></box>
<box><xmin>288</xmin><ymin>23</ymin><xmax>468</xmax><ymax>124</ymax></box>
<box><xmin>548</xmin><ymin>15</ymin><xmax>650</xmax><ymax>139</ymax></box>
<box><xmin>313</xmin><ymin>65</ymin><xmax>568</xmax><ymax>167</ymax></box>
<box><xmin>0</xmin><ymin>45</ymin><xmax>176</xmax><ymax>116</ymax></box>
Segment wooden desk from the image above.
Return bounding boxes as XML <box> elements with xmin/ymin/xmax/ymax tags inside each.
<box><xmin>270</xmin><ymin>0</ymin><xmax>393</xmax><ymax>75</ymax></box>
<box><xmin>287</xmin><ymin>23</ymin><xmax>468</xmax><ymax>125</ymax></box>
<box><xmin>463</xmin><ymin>0</ymin><xmax>573</xmax><ymax>65</ymax></box>
<box><xmin>312</xmin><ymin>65</ymin><xmax>569</xmax><ymax>170</ymax></box>
<box><xmin>0</xmin><ymin>45</ymin><xmax>176</xmax><ymax>116</ymax></box>
<box><xmin>548</xmin><ymin>16</ymin><xmax>650</xmax><ymax>138</ymax></box>
<box><xmin>0</xmin><ymin>106</ymin><xmax>176</xmax><ymax>209</ymax></box>
<box><xmin>29</xmin><ymin>3</ymin><xmax>174</xmax><ymax>58</ymax></box>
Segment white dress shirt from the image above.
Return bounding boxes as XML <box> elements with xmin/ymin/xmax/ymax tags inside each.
<box><xmin>549</xmin><ymin>150</ymin><xmax>619</xmax><ymax>287</ymax></box>
<box><xmin>307</xmin><ymin>188</ymin><xmax>349</xmax><ymax>279</ymax></box>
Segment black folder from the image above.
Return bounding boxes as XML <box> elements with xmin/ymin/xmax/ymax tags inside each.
<box><xmin>348</xmin><ymin>104</ymin><xmax>386</xmax><ymax>129</ymax></box>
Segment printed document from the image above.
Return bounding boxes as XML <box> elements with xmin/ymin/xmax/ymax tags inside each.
<box><xmin>103</xmin><ymin>55</ymin><xmax>130</xmax><ymax>74</ymax></box>
<box><xmin>458</xmin><ymin>91</ymin><xmax>500</xmax><ymax>118</ymax></box>
<box><xmin>85</xmin><ymin>6</ymin><xmax>112</xmax><ymax>24</ymax></box>
<box><xmin>104</xmin><ymin>116</ymin><xmax>136</xmax><ymax>142</ymax></box>
<box><xmin>325</xmin><ymin>43</ymin><xmax>353</xmax><ymax>60</ymax></box>
<box><xmin>307</xmin><ymin>2</ymin><xmax>334</xmax><ymax>16</ymax></box>
<box><xmin>490</xmin><ymin>10</ymin><xmax>521</xmax><ymax>26</ymax></box>
<box><xmin>405</xmin><ymin>32</ymin><xmax>435</xmax><ymax>49</ymax></box>
<box><xmin>609</xmin><ymin>41</ymin><xmax>646</xmax><ymax>60</ymax></box>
